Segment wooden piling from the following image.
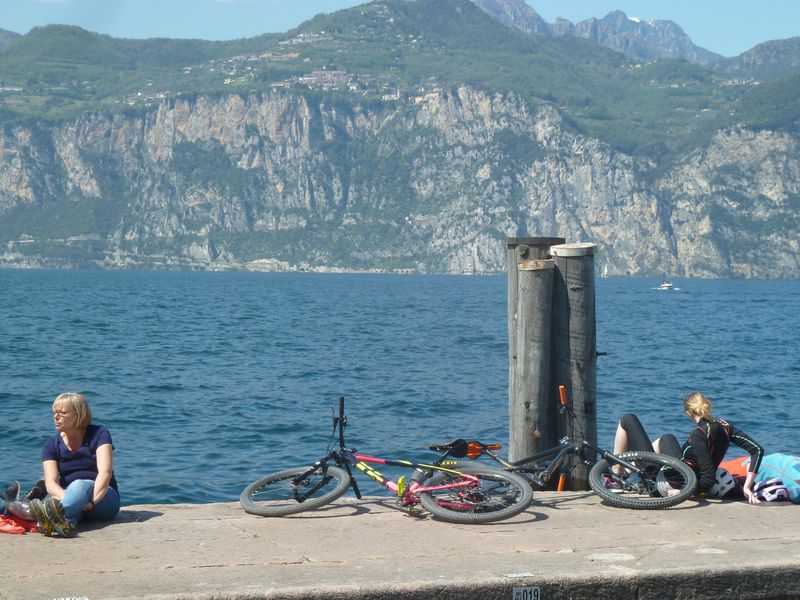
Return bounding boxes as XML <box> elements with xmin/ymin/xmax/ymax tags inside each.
<box><xmin>509</xmin><ymin>258</ymin><xmax>555</xmax><ymax>461</ymax></box>
<box><xmin>551</xmin><ymin>243</ymin><xmax>598</xmax><ymax>490</ymax></box>
<box><xmin>506</xmin><ymin>237</ymin><xmax>564</xmax><ymax>463</ymax></box>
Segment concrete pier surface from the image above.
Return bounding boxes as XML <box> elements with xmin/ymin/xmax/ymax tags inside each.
<box><xmin>2</xmin><ymin>492</ymin><xmax>799</xmax><ymax>600</ymax></box>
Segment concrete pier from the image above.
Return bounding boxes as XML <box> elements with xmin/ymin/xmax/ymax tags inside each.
<box><xmin>2</xmin><ymin>493</ymin><xmax>799</xmax><ymax>600</ymax></box>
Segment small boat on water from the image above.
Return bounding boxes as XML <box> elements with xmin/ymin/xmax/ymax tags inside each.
<box><xmin>658</xmin><ymin>278</ymin><xmax>674</xmax><ymax>290</ymax></box>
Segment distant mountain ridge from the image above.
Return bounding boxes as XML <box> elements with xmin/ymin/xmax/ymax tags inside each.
<box><xmin>472</xmin><ymin>0</ymin><xmax>800</xmax><ymax>80</ymax></box>
<box><xmin>471</xmin><ymin>0</ymin><xmax>722</xmax><ymax>65</ymax></box>
<box><xmin>716</xmin><ymin>36</ymin><xmax>800</xmax><ymax>80</ymax></box>
<box><xmin>557</xmin><ymin>10</ymin><xmax>722</xmax><ymax>65</ymax></box>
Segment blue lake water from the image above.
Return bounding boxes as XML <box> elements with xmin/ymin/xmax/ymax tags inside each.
<box><xmin>1</xmin><ymin>270</ymin><xmax>798</xmax><ymax>504</ymax></box>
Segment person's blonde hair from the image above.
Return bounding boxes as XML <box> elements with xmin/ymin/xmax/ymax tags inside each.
<box><xmin>684</xmin><ymin>391</ymin><xmax>713</xmax><ymax>420</ymax></box>
<box><xmin>53</xmin><ymin>392</ymin><xmax>92</xmax><ymax>429</ymax></box>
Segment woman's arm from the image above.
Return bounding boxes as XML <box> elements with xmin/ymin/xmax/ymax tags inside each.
<box><xmin>730</xmin><ymin>428</ymin><xmax>764</xmax><ymax>504</ymax></box>
<box><xmin>89</xmin><ymin>443</ymin><xmax>113</xmax><ymax>508</ymax></box>
<box><xmin>42</xmin><ymin>459</ymin><xmax>65</xmax><ymax>500</ymax></box>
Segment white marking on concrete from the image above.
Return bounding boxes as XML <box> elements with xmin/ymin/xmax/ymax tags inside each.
<box><xmin>587</xmin><ymin>553</ymin><xmax>636</xmax><ymax>562</ymax></box>
<box><xmin>695</xmin><ymin>548</ymin><xmax>729</xmax><ymax>554</ymax></box>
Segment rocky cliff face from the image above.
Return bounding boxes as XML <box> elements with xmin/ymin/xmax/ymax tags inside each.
<box><xmin>564</xmin><ymin>11</ymin><xmax>722</xmax><ymax>65</ymax></box>
<box><xmin>1</xmin><ymin>88</ymin><xmax>798</xmax><ymax>277</ymax></box>
<box><xmin>470</xmin><ymin>0</ymin><xmax>551</xmax><ymax>36</ymax></box>
<box><xmin>470</xmin><ymin>0</ymin><xmax>722</xmax><ymax>65</ymax></box>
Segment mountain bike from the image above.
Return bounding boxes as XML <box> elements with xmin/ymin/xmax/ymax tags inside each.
<box><xmin>431</xmin><ymin>386</ymin><xmax>697</xmax><ymax>510</ymax></box>
<box><xmin>240</xmin><ymin>395</ymin><xmax>533</xmax><ymax>523</ymax></box>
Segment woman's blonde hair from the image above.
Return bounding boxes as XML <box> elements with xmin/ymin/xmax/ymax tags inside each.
<box><xmin>53</xmin><ymin>392</ymin><xmax>92</xmax><ymax>429</ymax></box>
<box><xmin>684</xmin><ymin>391</ymin><xmax>713</xmax><ymax>420</ymax></box>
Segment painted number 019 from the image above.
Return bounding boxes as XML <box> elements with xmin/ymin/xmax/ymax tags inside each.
<box><xmin>513</xmin><ymin>586</ymin><xmax>540</xmax><ymax>600</ymax></box>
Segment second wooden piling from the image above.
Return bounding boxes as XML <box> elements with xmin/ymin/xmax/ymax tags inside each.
<box><xmin>551</xmin><ymin>242</ymin><xmax>598</xmax><ymax>490</ymax></box>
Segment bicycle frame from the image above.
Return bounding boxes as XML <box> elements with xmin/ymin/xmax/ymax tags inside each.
<box><xmin>294</xmin><ymin>396</ymin><xmax>482</xmax><ymax>509</ymax></box>
<box><xmin>443</xmin><ymin>386</ymin><xmax>652</xmax><ymax>489</ymax></box>
<box><xmin>477</xmin><ymin>437</ymin><xmax>642</xmax><ymax>489</ymax></box>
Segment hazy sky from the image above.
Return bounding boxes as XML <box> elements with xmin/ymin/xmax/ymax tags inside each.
<box><xmin>1</xmin><ymin>0</ymin><xmax>798</xmax><ymax>58</ymax></box>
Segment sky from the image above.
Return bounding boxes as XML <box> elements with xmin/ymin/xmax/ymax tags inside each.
<box><xmin>1</xmin><ymin>0</ymin><xmax>798</xmax><ymax>58</ymax></box>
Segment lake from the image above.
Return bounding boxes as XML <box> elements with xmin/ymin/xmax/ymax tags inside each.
<box><xmin>1</xmin><ymin>270</ymin><xmax>798</xmax><ymax>504</ymax></box>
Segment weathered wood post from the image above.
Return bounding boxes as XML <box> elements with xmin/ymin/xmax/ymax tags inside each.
<box><xmin>506</xmin><ymin>237</ymin><xmax>564</xmax><ymax>462</ymax></box>
<box><xmin>551</xmin><ymin>242</ymin><xmax>598</xmax><ymax>490</ymax></box>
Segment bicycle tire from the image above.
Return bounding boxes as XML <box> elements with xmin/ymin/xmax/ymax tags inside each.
<box><xmin>589</xmin><ymin>451</ymin><xmax>697</xmax><ymax>509</ymax></box>
<box><xmin>417</xmin><ymin>463</ymin><xmax>533</xmax><ymax>523</ymax></box>
<box><xmin>240</xmin><ymin>465</ymin><xmax>350</xmax><ymax>517</ymax></box>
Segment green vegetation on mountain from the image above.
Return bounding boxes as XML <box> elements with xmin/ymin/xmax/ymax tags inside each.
<box><xmin>1</xmin><ymin>0</ymin><xmax>797</xmax><ymax>156</ymax></box>
<box><xmin>735</xmin><ymin>71</ymin><xmax>800</xmax><ymax>132</ymax></box>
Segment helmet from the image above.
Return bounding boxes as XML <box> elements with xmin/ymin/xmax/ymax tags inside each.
<box><xmin>709</xmin><ymin>467</ymin><xmax>735</xmax><ymax>498</ymax></box>
<box><xmin>754</xmin><ymin>478</ymin><xmax>789</xmax><ymax>502</ymax></box>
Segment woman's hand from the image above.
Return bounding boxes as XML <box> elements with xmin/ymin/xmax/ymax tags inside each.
<box><xmin>742</xmin><ymin>473</ymin><xmax>761</xmax><ymax>504</ymax></box>
<box><xmin>743</xmin><ymin>487</ymin><xmax>761</xmax><ymax>504</ymax></box>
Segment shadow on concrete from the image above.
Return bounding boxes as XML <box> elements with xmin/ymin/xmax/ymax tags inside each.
<box><xmin>117</xmin><ymin>509</ymin><xmax>165</xmax><ymax>523</ymax></box>
<box><xmin>532</xmin><ymin>491</ymin><xmax>595</xmax><ymax>510</ymax></box>
<box><xmin>76</xmin><ymin>509</ymin><xmax>164</xmax><ymax>534</ymax></box>
<box><xmin>257</xmin><ymin>502</ymin><xmax>373</xmax><ymax>519</ymax></box>
<box><xmin>348</xmin><ymin>497</ymin><xmax>551</xmax><ymax>525</ymax></box>
<box><xmin>240</xmin><ymin>497</ymin><xmax>551</xmax><ymax>524</ymax></box>
<box><xmin>594</xmin><ymin>495</ymin><xmax>705</xmax><ymax>510</ymax></box>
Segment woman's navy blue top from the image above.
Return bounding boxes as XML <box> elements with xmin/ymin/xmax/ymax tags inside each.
<box><xmin>42</xmin><ymin>424</ymin><xmax>119</xmax><ymax>491</ymax></box>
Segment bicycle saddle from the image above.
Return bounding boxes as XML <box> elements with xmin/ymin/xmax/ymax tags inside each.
<box><xmin>428</xmin><ymin>439</ymin><xmax>469</xmax><ymax>458</ymax></box>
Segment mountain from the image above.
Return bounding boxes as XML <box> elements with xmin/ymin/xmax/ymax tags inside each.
<box><xmin>715</xmin><ymin>37</ymin><xmax>800</xmax><ymax>80</ymax></box>
<box><xmin>469</xmin><ymin>0</ymin><xmax>722</xmax><ymax>65</ymax></box>
<box><xmin>560</xmin><ymin>11</ymin><xmax>722</xmax><ymax>65</ymax></box>
<box><xmin>470</xmin><ymin>0</ymin><xmax>550</xmax><ymax>36</ymax></box>
<box><xmin>0</xmin><ymin>0</ymin><xmax>798</xmax><ymax>277</ymax></box>
<box><xmin>0</xmin><ymin>28</ymin><xmax>20</xmax><ymax>51</ymax></box>
<box><xmin>470</xmin><ymin>0</ymin><xmax>800</xmax><ymax>81</ymax></box>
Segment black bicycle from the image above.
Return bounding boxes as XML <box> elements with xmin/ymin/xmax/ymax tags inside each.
<box><xmin>430</xmin><ymin>385</ymin><xmax>697</xmax><ymax>510</ymax></box>
<box><xmin>240</xmin><ymin>396</ymin><xmax>533</xmax><ymax>523</ymax></box>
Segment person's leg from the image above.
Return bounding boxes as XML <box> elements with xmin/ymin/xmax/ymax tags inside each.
<box><xmin>653</xmin><ymin>434</ymin><xmax>682</xmax><ymax>458</ymax></box>
<box><xmin>613</xmin><ymin>414</ymin><xmax>654</xmax><ymax>476</ymax></box>
<box><xmin>82</xmin><ymin>487</ymin><xmax>120</xmax><ymax>522</ymax></box>
<box><xmin>59</xmin><ymin>479</ymin><xmax>95</xmax><ymax>525</ymax></box>
<box><xmin>615</xmin><ymin>414</ymin><xmax>655</xmax><ymax>454</ymax></box>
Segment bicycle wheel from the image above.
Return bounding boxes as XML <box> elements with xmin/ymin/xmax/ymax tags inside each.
<box><xmin>589</xmin><ymin>451</ymin><xmax>697</xmax><ymax>509</ymax></box>
<box><xmin>240</xmin><ymin>465</ymin><xmax>350</xmax><ymax>517</ymax></box>
<box><xmin>417</xmin><ymin>463</ymin><xmax>533</xmax><ymax>523</ymax></box>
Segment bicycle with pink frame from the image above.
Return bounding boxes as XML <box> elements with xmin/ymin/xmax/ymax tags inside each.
<box><xmin>240</xmin><ymin>395</ymin><xmax>532</xmax><ymax>523</ymax></box>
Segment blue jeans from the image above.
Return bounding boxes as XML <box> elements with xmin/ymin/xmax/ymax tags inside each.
<box><xmin>59</xmin><ymin>480</ymin><xmax>120</xmax><ymax>525</ymax></box>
